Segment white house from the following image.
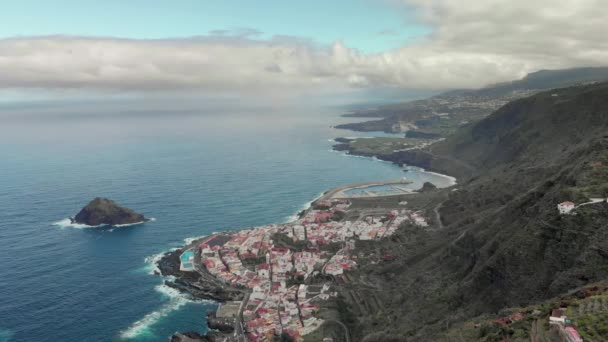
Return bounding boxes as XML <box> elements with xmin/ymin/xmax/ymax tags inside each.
<box><xmin>558</xmin><ymin>201</ymin><xmax>576</xmax><ymax>215</ymax></box>
<box><xmin>549</xmin><ymin>315</ymin><xmax>566</xmax><ymax>325</ymax></box>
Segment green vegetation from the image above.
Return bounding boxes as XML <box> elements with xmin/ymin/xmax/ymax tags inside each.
<box><xmin>565</xmin><ymin>294</ymin><xmax>608</xmax><ymax>340</ymax></box>
<box><xmin>330</xmin><ymin>83</ymin><xmax>608</xmax><ymax>341</ymax></box>
<box><xmin>272</xmin><ymin>232</ymin><xmax>310</xmax><ymax>251</ymax></box>
<box><xmin>344</xmin><ymin>137</ymin><xmax>422</xmax><ymax>156</ymax></box>
<box><xmin>438</xmin><ymin>284</ymin><xmax>608</xmax><ymax>341</ymax></box>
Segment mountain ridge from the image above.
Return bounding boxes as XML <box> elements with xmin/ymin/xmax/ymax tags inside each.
<box><xmin>341</xmin><ymin>81</ymin><xmax>608</xmax><ymax>341</ymax></box>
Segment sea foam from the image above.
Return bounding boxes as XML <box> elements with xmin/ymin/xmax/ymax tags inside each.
<box><xmin>143</xmin><ymin>251</ymin><xmax>170</xmax><ymax>275</ymax></box>
<box><xmin>52</xmin><ymin>217</ymin><xmax>155</xmax><ymax>229</ymax></box>
<box><xmin>119</xmin><ymin>296</ymin><xmax>188</xmax><ymax>340</ymax></box>
<box><xmin>52</xmin><ymin>218</ymin><xmax>104</xmax><ymax>229</ymax></box>
<box><xmin>119</xmin><ymin>283</ymin><xmax>214</xmax><ymax>340</ymax></box>
<box><xmin>283</xmin><ymin>190</ymin><xmax>326</xmax><ymax>223</ymax></box>
<box><xmin>112</xmin><ymin>217</ymin><xmax>156</xmax><ymax>227</ymax></box>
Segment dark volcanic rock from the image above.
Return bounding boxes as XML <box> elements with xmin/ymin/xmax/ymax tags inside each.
<box><xmin>418</xmin><ymin>182</ymin><xmax>437</xmax><ymax>193</ymax></box>
<box><xmin>331</xmin><ymin>143</ymin><xmax>351</xmax><ymax>152</ymax></box>
<box><xmin>72</xmin><ymin>197</ymin><xmax>148</xmax><ymax>226</ymax></box>
<box><xmin>170</xmin><ymin>332</ymin><xmax>211</xmax><ymax>342</ymax></box>
<box><xmin>157</xmin><ymin>249</ymin><xmax>245</xmax><ymax>302</ymax></box>
<box><xmin>333</xmin><ymin>137</ymin><xmax>354</xmax><ymax>143</ymax></box>
<box><xmin>207</xmin><ymin>313</ymin><xmax>235</xmax><ymax>333</ymax></box>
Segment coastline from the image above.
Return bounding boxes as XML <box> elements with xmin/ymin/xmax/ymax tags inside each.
<box><xmin>330</xmin><ymin>137</ymin><xmax>475</xmax><ymax>181</ymax></box>
<box><xmin>156</xmin><ymin>127</ymin><xmax>459</xmax><ymax>342</ymax></box>
<box><xmin>157</xmin><ymin>167</ymin><xmax>457</xmax><ymax>341</ymax></box>
<box><xmin>330</xmin><ymin>142</ymin><xmax>458</xmax><ymax>187</ymax></box>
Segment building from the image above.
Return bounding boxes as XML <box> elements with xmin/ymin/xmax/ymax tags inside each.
<box><xmin>563</xmin><ymin>326</ymin><xmax>583</xmax><ymax>342</ymax></box>
<box><xmin>558</xmin><ymin>201</ymin><xmax>576</xmax><ymax>215</ymax></box>
<box><xmin>256</xmin><ymin>263</ymin><xmax>270</xmax><ymax>278</ymax></box>
<box><xmin>549</xmin><ymin>309</ymin><xmax>566</xmax><ymax>325</ymax></box>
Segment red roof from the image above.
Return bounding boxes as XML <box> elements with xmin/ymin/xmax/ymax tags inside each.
<box><xmin>240</xmin><ymin>252</ymin><xmax>257</xmax><ymax>259</ymax></box>
<box><xmin>565</xmin><ymin>327</ymin><xmax>582</xmax><ymax>340</ymax></box>
<box><xmin>560</xmin><ymin>201</ymin><xmax>575</xmax><ymax>206</ymax></box>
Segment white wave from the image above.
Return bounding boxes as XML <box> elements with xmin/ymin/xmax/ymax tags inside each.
<box><xmin>183</xmin><ymin>234</ymin><xmax>208</xmax><ymax>245</ymax></box>
<box><xmin>143</xmin><ymin>251</ymin><xmax>168</xmax><ymax>275</ymax></box>
<box><xmin>119</xmin><ymin>295</ymin><xmax>189</xmax><ymax>340</ymax></box>
<box><xmin>119</xmin><ymin>281</ymin><xmax>219</xmax><ymax>340</ymax></box>
<box><xmin>52</xmin><ymin>217</ymin><xmax>155</xmax><ymax>229</ymax></box>
<box><xmin>114</xmin><ymin>217</ymin><xmax>156</xmax><ymax>227</ymax></box>
<box><xmin>283</xmin><ymin>190</ymin><xmax>326</xmax><ymax>223</ymax></box>
<box><xmin>52</xmin><ymin>218</ymin><xmax>105</xmax><ymax>229</ymax></box>
<box><xmin>155</xmin><ymin>283</ymin><xmax>188</xmax><ymax>299</ymax></box>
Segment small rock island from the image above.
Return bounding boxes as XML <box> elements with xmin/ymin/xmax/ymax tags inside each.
<box><xmin>71</xmin><ymin>197</ymin><xmax>149</xmax><ymax>226</ymax></box>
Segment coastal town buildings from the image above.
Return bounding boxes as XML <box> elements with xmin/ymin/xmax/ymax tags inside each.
<box><xmin>176</xmin><ymin>197</ymin><xmax>429</xmax><ymax>341</ymax></box>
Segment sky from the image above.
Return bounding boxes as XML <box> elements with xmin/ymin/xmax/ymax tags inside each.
<box><xmin>1</xmin><ymin>0</ymin><xmax>428</xmax><ymax>54</ymax></box>
<box><xmin>1</xmin><ymin>0</ymin><xmax>607</xmax><ymax>101</ymax></box>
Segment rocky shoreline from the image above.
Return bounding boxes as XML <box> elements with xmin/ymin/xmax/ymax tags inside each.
<box><xmin>332</xmin><ymin>138</ymin><xmax>475</xmax><ymax>180</ymax></box>
<box><xmin>157</xmin><ymin>248</ymin><xmax>244</xmax><ymax>302</ymax></box>
<box><xmin>156</xmin><ymin>247</ymin><xmax>245</xmax><ymax>341</ymax></box>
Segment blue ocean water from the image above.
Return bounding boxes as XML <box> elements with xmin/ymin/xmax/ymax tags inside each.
<box><xmin>0</xmin><ymin>104</ymin><xmax>453</xmax><ymax>342</ymax></box>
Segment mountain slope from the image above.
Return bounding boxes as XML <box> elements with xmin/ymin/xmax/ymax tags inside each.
<box><xmin>344</xmin><ymin>82</ymin><xmax>608</xmax><ymax>341</ymax></box>
<box><xmin>337</xmin><ymin>67</ymin><xmax>608</xmax><ymax>136</ymax></box>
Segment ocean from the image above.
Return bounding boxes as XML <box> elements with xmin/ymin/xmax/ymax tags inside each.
<box><xmin>0</xmin><ymin>103</ymin><xmax>453</xmax><ymax>341</ymax></box>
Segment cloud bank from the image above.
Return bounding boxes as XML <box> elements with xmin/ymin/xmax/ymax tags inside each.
<box><xmin>1</xmin><ymin>0</ymin><xmax>607</xmax><ymax>93</ymax></box>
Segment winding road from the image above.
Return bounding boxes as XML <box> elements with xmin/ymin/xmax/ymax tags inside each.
<box><xmin>323</xmin><ymin>319</ymin><xmax>351</xmax><ymax>342</ymax></box>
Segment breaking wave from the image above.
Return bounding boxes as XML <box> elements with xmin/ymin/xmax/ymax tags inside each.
<box><xmin>142</xmin><ymin>250</ymin><xmax>171</xmax><ymax>275</ymax></box>
<box><xmin>183</xmin><ymin>234</ymin><xmax>208</xmax><ymax>245</ymax></box>
<box><xmin>283</xmin><ymin>190</ymin><xmax>326</xmax><ymax>223</ymax></box>
<box><xmin>52</xmin><ymin>217</ymin><xmax>155</xmax><ymax>229</ymax></box>
<box><xmin>114</xmin><ymin>218</ymin><xmax>156</xmax><ymax>227</ymax></box>
<box><xmin>52</xmin><ymin>218</ymin><xmax>104</xmax><ymax>229</ymax></box>
<box><xmin>119</xmin><ymin>284</ymin><xmax>214</xmax><ymax>340</ymax></box>
<box><xmin>119</xmin><ymin>290</ymin><xmax>189</xmax><ymax>340</ymax></box>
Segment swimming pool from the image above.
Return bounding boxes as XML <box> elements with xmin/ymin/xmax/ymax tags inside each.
<box><xmin>180</xmin><ymin>250</ymin><xmax>195</xmax><ymax>262</ymax></box>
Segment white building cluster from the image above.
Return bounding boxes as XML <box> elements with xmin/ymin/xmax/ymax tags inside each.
<box><xmin>181</xmin><ymin>198</ymin><xmax>428</xmax><ymax>341</ymax></box>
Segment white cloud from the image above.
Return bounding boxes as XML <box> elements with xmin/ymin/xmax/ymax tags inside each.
<box><xmin>0</xmin><ymin>0</ymin><xmax>607</xmax><ymax>93</ymax></box>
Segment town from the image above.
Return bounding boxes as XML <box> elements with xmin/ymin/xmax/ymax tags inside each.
<box><xmin>178</xmin><ymin>196</ymin><xmax>429</xmax><ymax>341</ymax></box>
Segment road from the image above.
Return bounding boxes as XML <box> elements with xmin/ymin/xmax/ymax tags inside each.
<box><xmin>433</xmin><ymin>200</ymin><xmax>445</xmax><ymax>229</ymax></box>
<box><xmin>233</xmin><ymin>292</ymin><xmax>250</xmax><ymax>342</ymax></box>
<box><xmin>323</xmin><ymin>319</ymin><xmax>351</xmax><ymax>342</ymax></box>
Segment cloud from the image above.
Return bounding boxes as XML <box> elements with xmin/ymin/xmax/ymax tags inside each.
<box><xmin>0</xmin><ymin>0</ymin><xmax>607</xmax><ymax>93</ymax></box>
